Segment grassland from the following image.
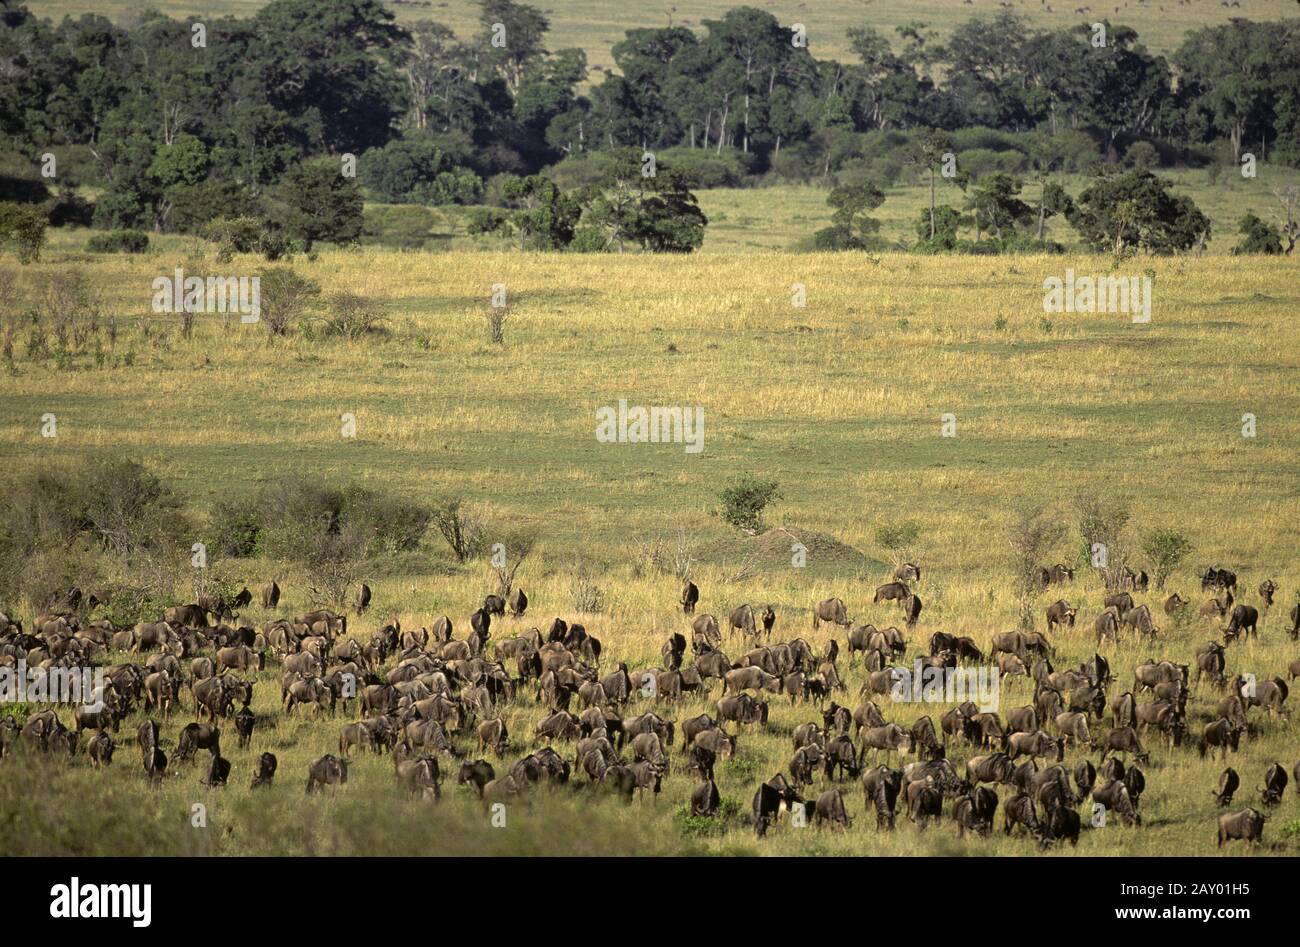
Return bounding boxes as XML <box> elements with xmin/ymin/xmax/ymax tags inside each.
<box><xmin>0</xmin><ymin>241</ymin><xmax>1297</xmax><ymax>854</ymax></box>
<box><xmin>26</xmin><ymin>0</ymin><xmax>1300</xmax><ymax>69</ymax></box>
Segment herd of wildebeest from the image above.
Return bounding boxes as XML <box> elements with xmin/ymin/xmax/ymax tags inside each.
<box><xmin>1</xmin><ymin>558</ymin><xmax>1298</xmax><ymax>853</ymax></box>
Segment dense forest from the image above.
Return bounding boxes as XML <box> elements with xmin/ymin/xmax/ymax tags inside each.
<box><xmin>1</xmin><ymin>0</ymin><xmax>1298</xmax><ymax>254</ymax></box>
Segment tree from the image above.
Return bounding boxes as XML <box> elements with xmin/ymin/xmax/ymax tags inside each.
<box><xmin>269</xmin><ymin>158</ymin><xmax>364</xmax><ymax>250</ymax></box>
<box><xmin>476</xmin><ymin>0</ymin><xmax>549</xmax><ymax>95</ymax></box>
<box><xmin>813</xmin><ymin>179</ymin><xmax>885</xmax><ymax>250</ymax></box>
<box><xmin>1141</xmin><ymin>529</ymin><xmax>1191</xmax><ymax>591</ymax></box>
<box><xmin>1232</xmin><ymin>213</ymin><xmax>1283</xmax><ymax>255</ymax></box>
<box><xmin>717</xmin><ymin>477</ymin><xmax>780</xmax><ymax>533</ymax></box>
<box><xmin>497</xmin><ymin>173</ymin><xmax>581</xmax><ymax>249</ymax></box>
<box><xmin>965</xmin><ymin>172</ymin><xmax>1032</xmax><ymax>243</ymax></box>
<box><xmin>1068</xmin><ymin>168</ymin><xmax>1209</xmax><ymax>255</ymax></box>
<box><xmin>1074</xmin><ymin>492</ymin><xmax>1132</xmax><ymax>592</ymax></box>
<box><xmin>1008</xmin><ymin>504</ymin><xmax>1065</xmax><ymax>630</ymax></box>
<box><xmin>430</xmin><ymin>498</ymin><xmax>485</xmax><ymax>562</ymax></box>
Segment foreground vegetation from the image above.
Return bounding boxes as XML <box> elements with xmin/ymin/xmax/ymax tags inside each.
<box><xmin>0</xmin><ymin>249</ymin><xmax>1296</xmax><ymax>854</ymax></box>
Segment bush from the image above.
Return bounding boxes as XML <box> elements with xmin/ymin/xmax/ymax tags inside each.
<box><xmin>86</xmin><ymin>229</ymin><xmax>149</xmax><ymax>254</ymax></box>
<box><xmin>259</xmin><ymin>266</ymin><xmax>320</xmax><ymax>335</ymax></box>
<box><xmin>208</xmin><ymin>501</ymin><xmax>262</xmax><ymax>557</ymax></box>
<box><xmin>320</xmin><ymin>292</ymin><xmax>387</xmax><ymax>340</ymax></box>
<box><xmin>1231</xmin><ymin>213</ymin><xmax>1283</xmax><ymax>255</ymax></box>
<box><xmin>0</xmin><ymin>202</ymin><xmax>48</xmax><ymax>263</ymax></box>
<box><xmin>717</xmin><ymin>477</ymin><xmax>782</xmax><ymax>533</ymax></box>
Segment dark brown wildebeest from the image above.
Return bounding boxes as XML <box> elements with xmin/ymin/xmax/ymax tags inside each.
<box><xmin>1164</xmin><ymin>593</ymin><xmax>1187</xmax><ymax>616</ymax></box>
<box><xmin>234</xmin><ymin>706</ymin><xmax>255</xmax><ymax>749</ymax></box>
<box><xmin>1201</xmin><ymin>567</ymin><xmax>1238</xmax><ymax>593</ymax></box>
<box><xmin>717</xmin><ymin>694</ymin><xmax>768</xmax><ymax>728</ymax></box>
<box><xmin>1217</xmin><ymin>807</ymin><xmax>1265</xmax><ymax>847</ymax></box>
<box><xmin>396</xmin><ymin>757</ymin><xmax>441</xmax><ymax>800</ymax></box>
<box><xmin>456</xmin><ymin>759</ymin><xmax>495</xmax><ymax>798</ymax></box>
<box><xmin>176</xmin><ymin>722</ymin><xmax>221</xmax><ymax>762</ymax></box>
<box><xmin>482</xmin><ymin>594</ymin><xmax>506</xmax><ymax>617</ymax></box>
<box><xmin>1260</xmin><ymin>763</ymin><xmax>1287</xmax><ymax>806</ymax></box>
<box><xmin>1099</xmin><ymin>727</ymin><xmax>1148</xmax><ymax>764</ymax></box>
<box><xmin>1045</xmin><ymin>802</ymin><xmax>1081</xmax><ymax>846</ymax></box>
<box><xmin>1073</xmin><ymin>759</ymin><xmax>1096</xmax><ymax>799</ymax></box>
<box><xmin>1199</xmin><ymin>718</ymin><xmax>1246</xmax><ymax>761</ymax></box>
<box><xmin>823</xmin><ymin>734</ymin><xmax>860</xmax><ymax>780</ymax></box>
<box><xmin>507</xmin><ymin>587</ymin><xmax>528</xmax><ymax>617</ymax></box>
<box><xmin>691</xmin><ymin>778</ymin><xmax>721</xmax><ymax>817</ymax></box>
<box><xmin>1213</xmin><ymin>767</ymin><xmax>1239</xmax><ymax>807</ymax></box>
<box><xmin>862</xmin><ymin>765</ymin><xmax>903</xmax><ymax>830</ymax></box>
<box><xmin>723</xmin><ymin>666</ymin><xmax>781</xmax><ymax>696</ymax></box>
<box><xmin>761</xmin><ymin>605</ymin><xmax>776</xmax><ymax>639</ymax></box>
<box><xmin>901</xmin><ymin>594</ymin><xmax>923</xmax><ymax>629</ymax></box>
<box><xmin>813</xmin><ymin>789</ymin><xmax>852</xmax><ymax>829</ymax></box>
<box><xmin>907</xmin><ymin>781</ymin><xmax>943</xmax><ymax>829</ymax></box>
<box><xmin>1194</xmin><ymin>641</ymin><xmax>1227</xmax><ymax>689</ymax></box>
<box><xmin>789</xmin><ymin>745</ymin><xmax>824</xmax><ymax>789</ymax></box>
<box><xmin>202</xmin><ymin>755</ymin><xmax>231</xmax><ymax>787</ymax></box>
<box><xmin>1094</xmin><ymin>608</ymin><xmax>1121</xmax><ymax>645</ymax></box>
<box><xmin>681</xmin><ymin>581</ymin><xmax>699</xmax><ymax>615</ymax></box>
<box><xmin>752</xmin><ymin>774</ymin><xmax>803</xmax><ymax>837</ymax></box>
<box><xmin>1290</xmin><ymin>601</ymin><xmax>1299</xmax><ymax>640</ymax></box>
<box><xmin>966</xmin><ymin>752</ymin><xmax>1015</xmax><ymax>786</ymax></box>
<box><xmin>353</xmin><ymin>583</ymin><xmax>372</xmax><ymax>615</ymax></box>
<box><xmin>1045</xmin><ymin>600</ymin><xmax>1077</xmax><ymax>631</ymax></box>
<box><xmin>1258</xmin><ymin>580</ymin><xmax>1277</xmax><ymax>607</ymax></box>
<box><xmin>1039</xmin><ymin>563</ymin><xmax>1074</xmax><ymax>587</ymax></box>
<box><xmin>250</xmin><ymin>752</ymin><xmax>277</xmax><ymax>789</ymax></box>
<box><xmin>1008</xmin><ymin>730</ymin><xmax>1063</xmax><ymax>763</ymax></box>
<box><xmin>1003</xmin><ymin>791</ymin><xmax>1043</xmax><ymax>839</ymax></box>
<box><xmin>1092</xmin><ymin>778</ymin><xmax>1141</xmax><ymax>826</ymax></box>
<box><xmin>216</xmin><ymin>645</ymin><xmax>264</xmax><ymax>674</ymax></box>
<box><xmin>812</xmin><ymin>597</ymin><xmax>850</xmax><ymax>630</ymax></box>
<box><xmin>261</xmin><ymin>581</ymin><xmax>280</xmax><ymax>609</ymax></box>
<box><xmin>729</xmin><ymin>604</ymin><xmax>756</xmax><ymax>639</ymax></box>
<box><xmin>1224</xmin><ymin>604</ymin><xmax>1259</xmax><ymax>642</ymax></box>
<box><xmin>894</xmin><ymin>562</ymin><xmax>922</xmax><ymax>584</ymax></box>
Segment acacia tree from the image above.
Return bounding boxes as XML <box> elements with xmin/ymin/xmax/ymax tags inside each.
<box><xmin>1008</xmin><ymin>504</ymin><xmax>1065</xmax><ymax>630</ymax></box>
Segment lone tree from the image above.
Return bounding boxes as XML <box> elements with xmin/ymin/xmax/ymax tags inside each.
<box><xmin>1074</xmin><ymin>491</ymin><xmax>1132</xmax><ymax>591</ymax></box>
<box><xmin>1141</xmin><ymin>529</ymin><xmax>1192</xmax><ymax>590</ymax></box>
<box><xmin>490</xmin><ymin>531</ymin><xmax>536</xmax><ymax>597</ymax></box>
<box><xmin>1008</xmin><ymin>504</ymin><xmax>1065</xmax><ymax>630</ymax></box>
<box><xmin>813</xmin><ymin>179</ymin><xmax>886</xmax><ymax>250</ymax></box>
<box><xmin>717</xmin><ymin>477</ymin><xmax>781</xmax><ymax>533</ymax></box>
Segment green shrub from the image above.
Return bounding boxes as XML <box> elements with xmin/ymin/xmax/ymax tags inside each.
<box><xmin>716</xmin><ymin>476</ymin><xmax>782</xmax><ymax>532</ymax></box>
<box><xmin>0</xmin><ymin>202</ymin><xmax>48</xmax><ymax>263</ymax></box>
<box><xmin>86</xmin><ymin>229</ymin><xmax>149</xmax><ymax>254</ymax></box>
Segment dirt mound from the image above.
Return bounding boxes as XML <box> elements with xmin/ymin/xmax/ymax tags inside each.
<box><xmin>700</xmin><ymin>526</ymin><xmax>884</xmax><ymax>579</ymax></box>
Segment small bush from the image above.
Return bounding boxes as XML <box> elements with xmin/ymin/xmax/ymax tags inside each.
<box><xmin>0</xmin><ymin>202</ymin><xmax>48</xmax><ymax>263</ymax></box>
<box><xmin>86</xmin><ymin>229</ymin><xmax>149</xmax><ymax>254</ymax></box>
<box><xmin>717</xmin><ymin>477</ymin><xmax>782</xmax><ymax>533</ymax></box>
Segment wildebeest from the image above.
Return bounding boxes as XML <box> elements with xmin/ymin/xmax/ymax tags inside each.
<box><xmin>691</xmin><ymin>614</ymin><xmax>721</xmax><ymax>652</ymax></box>
<box><xmin>1045</xmin><ymin>600</ymin><xmax>1077</xmax><ymax>631</ymax></box>
<box><xmin>728</xmin><ymin>604</ymin><xmax>757</xmax><ymax>639</ymax></box>
<box><xmin>235</xmin><ymin>753</ymin><xmax>274</xmax><ymax>792</ymax></box>
<box><xmin>1099</xmin><ymin>727</ymin><xmax>1148</xmax><ymax>764</ymax></box>
<box><xmin>1213</xmin><ymin>767</ymin><xmax>1239</xmax><ymax>807</ymax></box>
<box><xmin>507</xmin><ymin>588</ymin><xmax>528</xmax><ymax>617</ymax></box>
<box><xmin>1164</xmin><ymin>593</ymin><xmax>1187</xmax><ymax>616</ymax></box>
<box><xmin>176</xmin><ymin>722</ymin><xmax>221</xmax><ymax>762</ymax></box>
<box><xmin>1199</xmin><ymin>718</ymin><xmax>1246</xmax><ymax>761</ymax></box>
<box><xmin>1260</xmin><ymin>763</ymin><xmax>1287</xmax><ymax>806</ymax></box>
<box><xmin>261</xmin><ymin>581</ymin><xmax>281</xmax><ymax>609</ymax></box>
<box><xmin>752</xmin><ymin>774</ymin><xmax>803</xmax><ymax>837</ymax></box>
<box><xmin>691</xmin><ymin>778</ymin><xmax>721</xmax><ymax>817</ymax></box>
<box><xmin>894</xmin><ymin>562</ymin><xmax>922</xmax><ymax>584</ymax></box>
<box><xmin>812</xmin><ymin>597</ymin><xmax>850</xmax><ymax>630</ymax></box>
<box><xmin>813</xmin><ymin>789</ymin><xmax>852</xmax><ymax>829</ymax></box>
<box><xmin>1224</xmin><ymin>604</ymin><xmax>1259</xmax><ymax>642</ymax></box>
<box><xmin>306</xmin><ymin>754</ymin><xmax>349</xmax><ymax>794</ymax></box>
<box><xmin>1216</xmin><ymin>807</ymin><xmax>1265</xmax><ymax>847</ymax></box>
<box><xmin>1201</xmin><ymin>567</ymin><xmax>1238</xmax><ymax>594</ymax></box>
<box><xmin>202</xmin><ymin>755</ymin><xmax>231</xmax><ymax>787</ymax></box>
<box><xmin>680</xmin><ymin>581</ymin><xmax>699</xmax><ymax>615</ymax></box>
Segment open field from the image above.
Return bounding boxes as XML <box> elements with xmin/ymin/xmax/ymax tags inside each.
<box><xmin>0</xmin><ymin>248</ymin><xmax>1297</xmax><ymax>854</ymax></box>
<box><xmin>26</xmin><ymin>0</ymin><xmax>1300</xmax><ymax>68</ymax></box>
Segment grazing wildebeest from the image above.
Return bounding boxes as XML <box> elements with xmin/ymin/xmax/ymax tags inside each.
<box><xmin>1199</xmin><ymin>718</ymin><xmax>1246</xmax><ymax>761</ymax></box>
<box><xmin>862</xmin><ymin>765</ymin><xmax>903</xmax><ymax>830</ymax></box>
<box><xmin>306</xmin><ymin>754</ymin><xmax>349</xmax><ymax>794</ymax></box>
<box><xmin>680</xmin><ymin>581</ymin><xmax>699</xmax><ymax>615</ymax></box>
<box><xmin>1217</xmin><ymin>808</ymin><xmax>1265</xmax><ymax>847</ymax></box>
<box><xmin>1164</xmin><ymin>593</ymin><xmax>1187</xmax><ymax>616</ymax></box>
<box><xmin>1260</xmin><ymin>763</ymin><xmax>1287</xmax><ymax>806</ymax></box>
<box><xmin>823</xmin><ymin>734</ymin><xmax>861</xmax><ymax>781</ymax></box>
<box><xmin>860</xmin><ymin>724</ymin><xmax>910</xmax><ymax>764</ymax></box>
<box><xmin>1121</xmin><ymin>605</ymin><xmax>1157</xmax><ymax>640</ymax></box>
<box><xmin>728</xmin><ymin>604</ymin><xmax>757</xmax><ymax>639</ymax></box>
<box><xmin>1224</xmin><ymin>604</ymin><xmax>1259</xmax><ymax>642</ymax></box>
<box><xmin>1039</xmin><ymin>563</ymin><xmax>1074</xmax><ymax>587</ymax></box>
<box><xmin>874</xmin><ymin>582</ymin><xmax>910</xmax><ymax>605</ymax></box>
<box><xmin>691</xmin><ymin>614</ymin><xmax>721</xmax><ymax>652</ymax></box>
<box><xmin>261</xmin><ymin>581</ymin><xmax>280</xmax><ymax>609</ymax></box>
<box><xmin>1095</xmin><ymin>608</ymin><xmax>1121</xmax><ymax>645</ymax></box>
<box><xmin>1092</xmin><ymin>778</ymin><xmax>1141</xmax><ymax>826</ymax></box>
<box><xmin>691</xmin><ymin>778</ymin><xmax>721</xmax><ymax>817</ymax></box>
<box><xmin>752</xmin><ymin>774</ymin><xmax>803</xmax><ymax>837</ymax></box>
<box><xmin>813</xmin><ymin>789</ymin><xmax>852</xmax><ymax>829</ymax></box>
<box><xmin>507</xmin><ymin>587</ymin><xmax>528</xmax><ymax>617</ymax></box>
<box><xmin>1258</xmin><ymin>580</ymin><xmax>1277</xmax><ymax>607</ymax></box>
<box><xmin>1213</xmin><ymin>767</ymin><xmax>1240</xmax><ymax>807</ymax></box>
<box><xmin>176</xmin><ymin>723</ymin><xmax>221</xmax><ymax>762</ymax></box>
<box><xmin>202</xmin><ymin>755</ymin><xmax>231</xmax><ymax>787</ymax></box>
<box><xmin>1099</xmin><ymin>727</ymin><xmax>1148</xmax><ymax>764</ymax></box>
<box><xmin>1103</xmin><ymin>592</ymin><xmax>1134</xmax><ymax>617</ymax></box>
<box><xmin>482</xmin><ymin>594</ymin><xmax>506</xmax><ymax>617</ymax></box>
<box><xmin>812</xmin><ymin>598</ymin><xmax>850</xmax><ymax>630</ymax></box>
<box><xmin>87</xmin><ymin>731</ymin><xmax>115</xmax><ymax>768</ymax></box>
<box><xmin>1045</xmin><ymin>600</ymin><xmax>1077</xmax><ymax>631</ymax></box>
